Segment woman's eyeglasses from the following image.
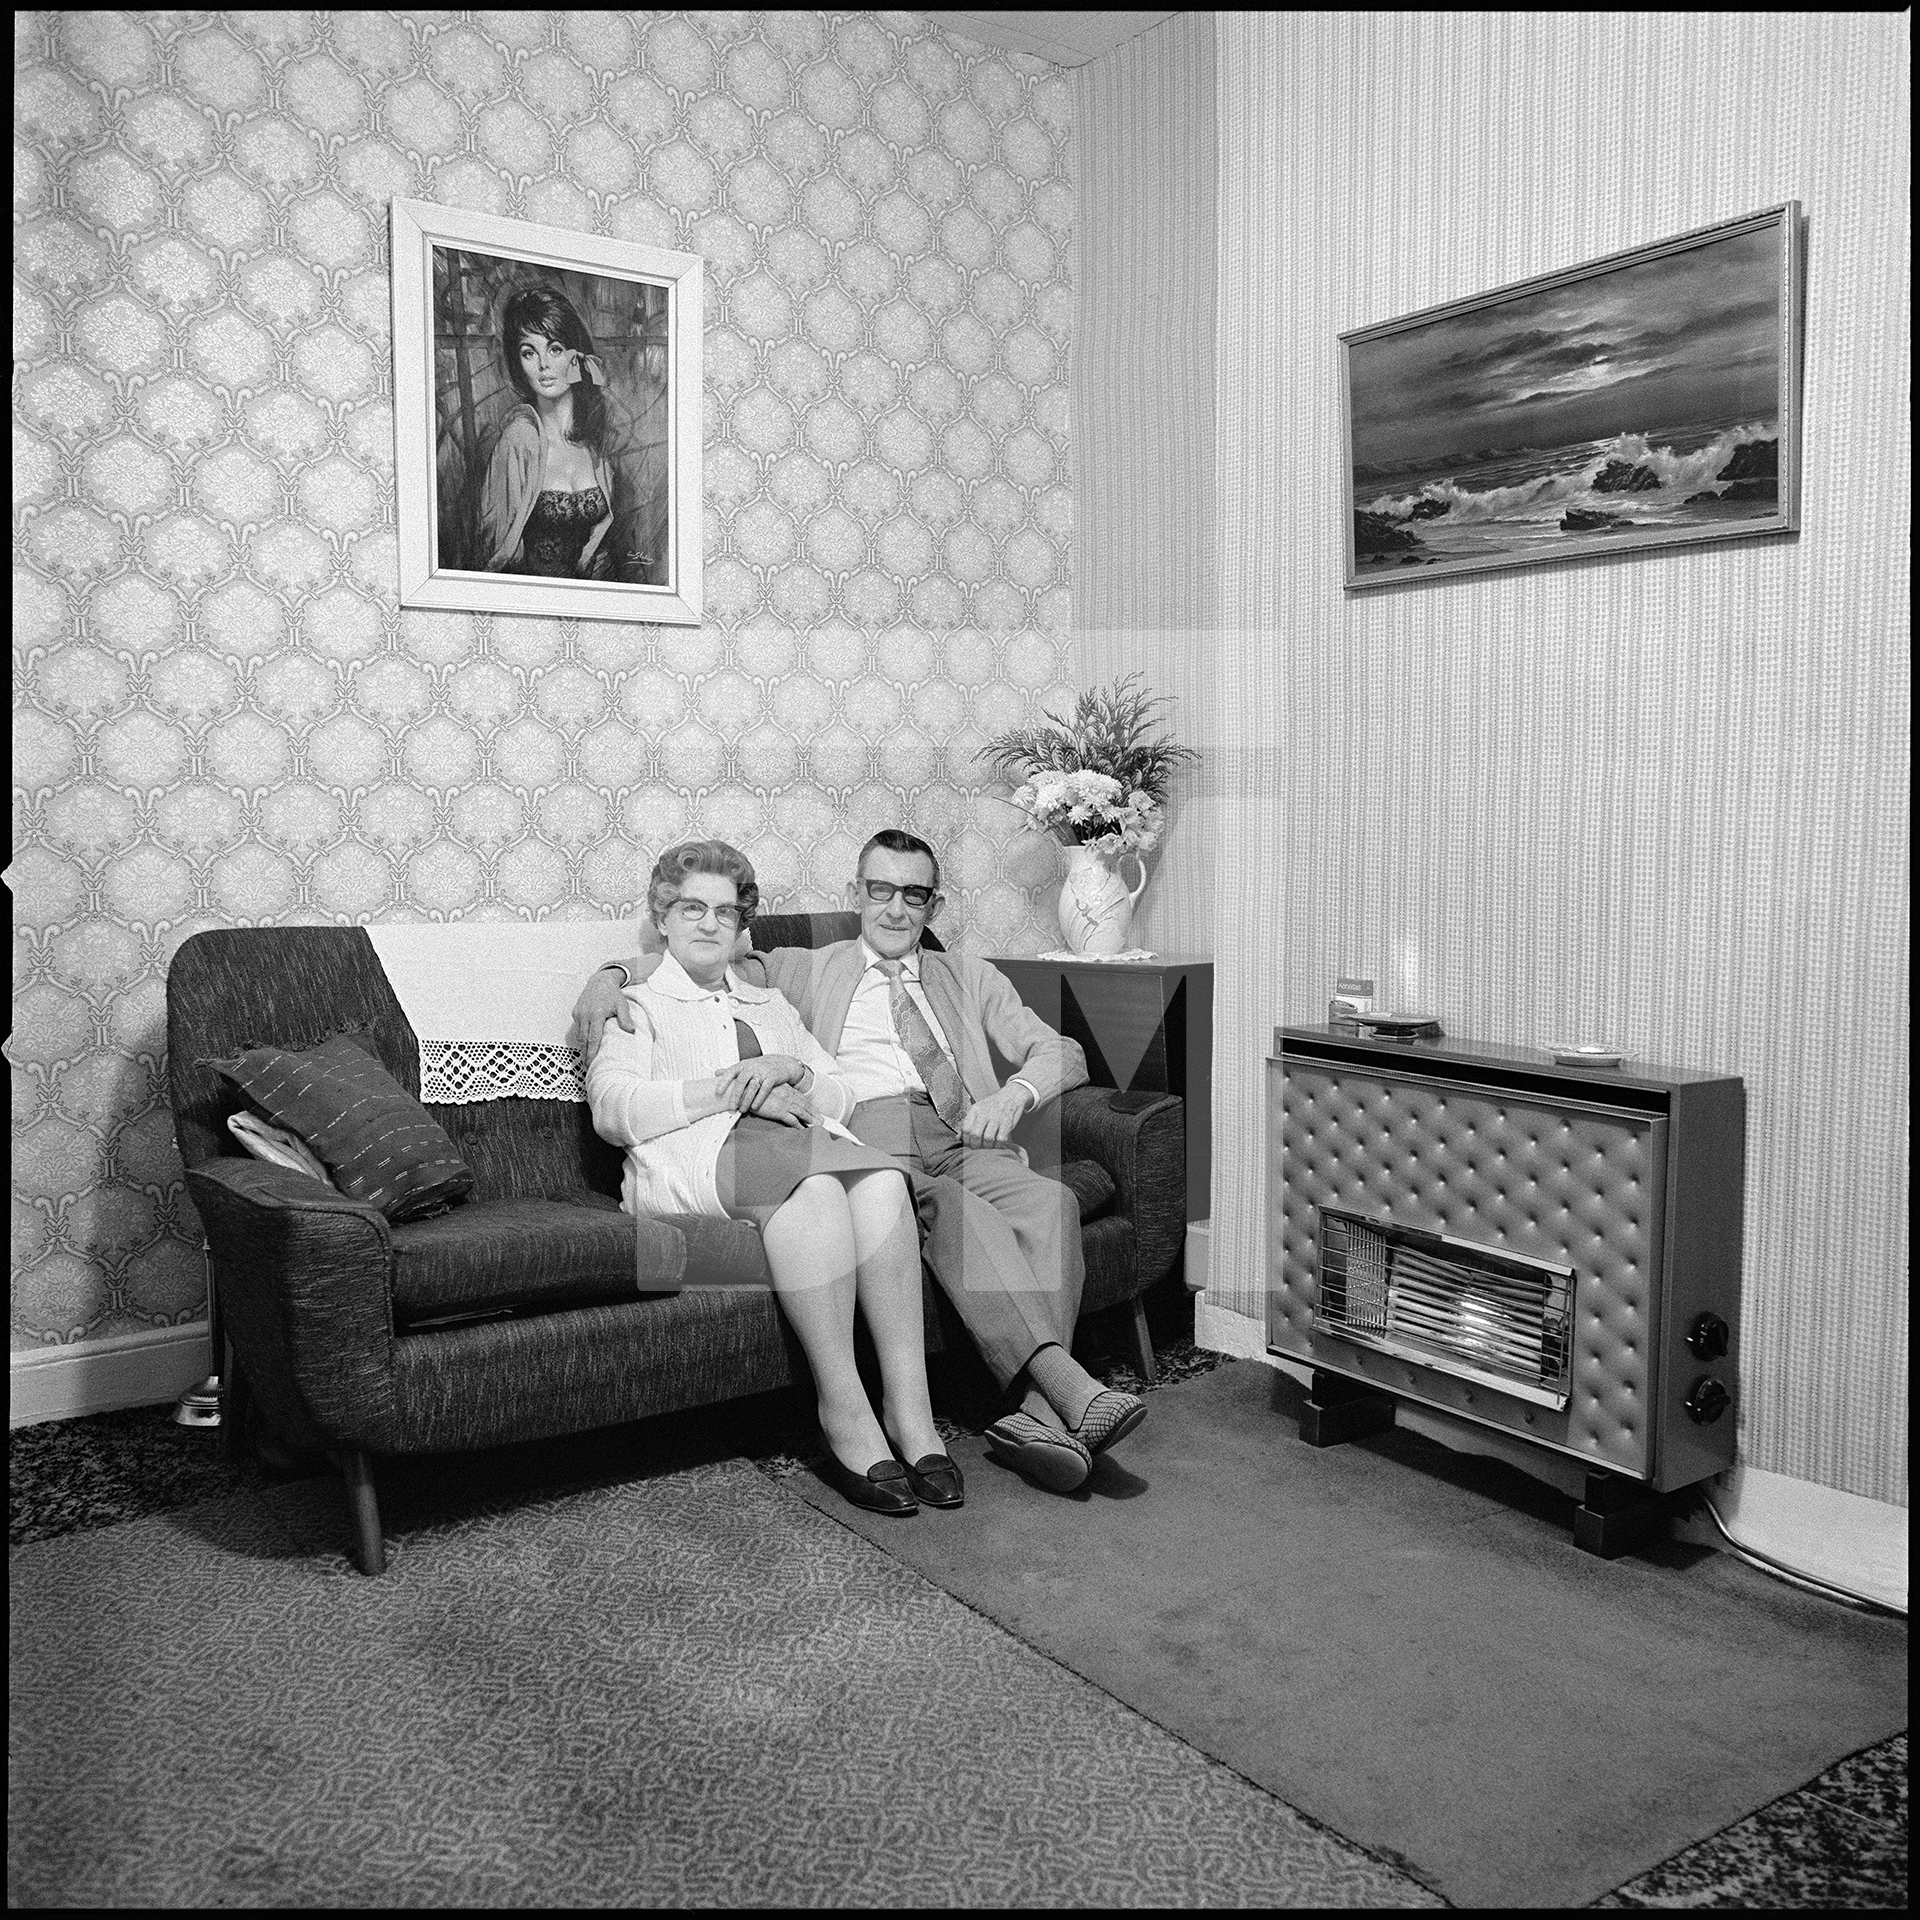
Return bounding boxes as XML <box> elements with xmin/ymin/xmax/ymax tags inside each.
<box><xmin>860</xmin><ymin>880</ymin><xmax>936</xmax><ymax>910</ymax></box>
<box><xmin>665</xmin><ymin>899</ymin><xmax>744</xmax><ymax>929</ymax></box>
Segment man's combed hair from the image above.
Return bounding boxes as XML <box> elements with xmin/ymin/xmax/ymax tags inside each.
<box><xmin>648</xmin><ymin>839</ymin><xmax>760</xmax><ymax>926</ymax></box>
<box><xmin>858</xmin><ymin>828</ymin><xmax>941</xmax><ymax>892</ymax></box>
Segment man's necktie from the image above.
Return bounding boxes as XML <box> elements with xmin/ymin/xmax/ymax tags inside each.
<box><xmin>876</xmin><ymin>960</ymin><xmax>968</xmax><ymax>1132</ymax></box>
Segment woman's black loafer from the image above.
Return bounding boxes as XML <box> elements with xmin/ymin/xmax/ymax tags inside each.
<box><xmin>822</xmin><ymin>1454</ymin><xmax>919</xmax><ymax>1516</ymax></box>
<box><xmin>899</xmin><ymin>1453</ymin><xmax>965</xmax><ymax>1509</ymax></box>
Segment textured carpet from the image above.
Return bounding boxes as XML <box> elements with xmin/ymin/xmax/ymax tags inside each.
<box><xmin>791</xmin><ymin>1360</ymin><xmax>1910</xmax><ymax>1910</ymax></box>
<box><xmin>9</xmin><ymin>1457</ymin><xmax>1436</xmax><ymax>1910</ymax></box>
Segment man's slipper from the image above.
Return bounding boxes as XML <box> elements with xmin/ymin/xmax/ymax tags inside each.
<box><xmin>983</xmin><ymin>1412</ymin><xmax>1092</xmax><ymax>1493</ymax></box>
<box><xmin>1065</xmin><ymin>1388</ymin><xmax>1147</xmax><ymax>1454</ymax></box>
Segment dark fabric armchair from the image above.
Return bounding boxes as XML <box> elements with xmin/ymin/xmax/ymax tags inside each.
<box><xmin>167</xmin><ymin>914</ymin><xmax>1187</xmax><ymax>1572</ymax></box>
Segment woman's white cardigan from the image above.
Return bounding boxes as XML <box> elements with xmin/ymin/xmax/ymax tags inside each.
<box><xmin>584</xmin><ymin>953</ymin><xmax>861</xmax><ymax>1220</ymax></box>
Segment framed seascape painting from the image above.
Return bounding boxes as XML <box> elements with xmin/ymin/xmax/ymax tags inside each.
<box><xmin>390</xmin><ymin>199</ymin><xmax>703</xmax><ymax>625</ymax></box>
<box><xmin>1342</xmin><ymin>202</ymin><xmax>1804</xmax><ymax>589</ymax></box>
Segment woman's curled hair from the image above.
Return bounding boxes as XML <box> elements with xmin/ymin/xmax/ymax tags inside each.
<box><xmin>648</xmin><ymin>839</ymin><xmax>759</xmax><ymax>929</ymax></box>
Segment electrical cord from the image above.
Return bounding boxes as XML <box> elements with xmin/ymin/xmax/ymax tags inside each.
<box><xmin>1698</xmin><ymin>1494</ymin><xmax>1906</xmax><ymax>1617</ymax></box>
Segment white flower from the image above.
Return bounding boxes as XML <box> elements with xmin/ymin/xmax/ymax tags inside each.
<box><xmin>1068</xmin><ymin>769</ymin><xmax>1122</xmax><ymax>804</ymax></box>
<box><xmin>1002</xmin><ymin>758</ymin><xmax>1170</xmax><ymax>854</ymax></box>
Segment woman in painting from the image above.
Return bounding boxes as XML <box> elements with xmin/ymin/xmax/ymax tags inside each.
<box><xmin>480</xmin><ymin>285</ymin><xmax>617</xmax><ymax>578</ymax></box>
<box><xmin>584</xmin><ymin>839</ymin><xmax>963</xmax><ymax>1518</ymax></box>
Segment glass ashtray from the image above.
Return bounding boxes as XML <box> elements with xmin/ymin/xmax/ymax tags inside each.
<box><xmin>1552</xmin><ymin>1044</ymin><xmax>1623</xmax><ymax>1067</ymax></box>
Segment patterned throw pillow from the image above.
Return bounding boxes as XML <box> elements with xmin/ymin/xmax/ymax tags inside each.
<box><xmin>209</xmin><ymin>1033</ymin><xmax>473</xmax><ymax>1221</ymax></box>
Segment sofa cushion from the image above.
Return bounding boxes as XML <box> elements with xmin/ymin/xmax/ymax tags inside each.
<box><xmin>209</xmin><ymin>1033</ymin><xmax>473</xmax><ymax>1222</ymax></box>
<box><xmin>1054</xmin><ymin>1157</ymin><xmax>1116</xmax><ymax>1223</ymax></box>
<box><xmin>390</xmin><ymin>1197</ymin><xmax>688</xmax><ymax>1329</ymax></box>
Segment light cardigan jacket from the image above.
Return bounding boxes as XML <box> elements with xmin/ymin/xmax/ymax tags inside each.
<box><xmin>756</xmin><ymin>940</ymin><xmax>1088</xmax><ymax>1112</ymax></box>
<box><xmin>585</xmin><ymin>954</ymin><xmax>862</xmax><ymax>1220</ymax></box>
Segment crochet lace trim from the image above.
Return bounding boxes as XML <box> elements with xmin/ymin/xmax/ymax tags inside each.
<box><xmin>421</xmin><ymin>1039</ymin><xmax>586</xmax><ymax>1104</ymax></box>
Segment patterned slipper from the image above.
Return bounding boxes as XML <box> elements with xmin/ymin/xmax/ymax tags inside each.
<box><xmin>983</xmin><ymin>1412</ymin><xmax>1092</xmax><ymax>1493</ymax></box>
<box><xmin>1065</xmin><ymin>1389</ymin><xmax>1147</xmax><ymax>1454</ymax></box>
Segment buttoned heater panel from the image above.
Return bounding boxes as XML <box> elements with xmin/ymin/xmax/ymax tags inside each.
<box><xmin>1271</xmin><ymin>1058</ymin><xmax>1667</xmax><ymax>1478</ymax></box>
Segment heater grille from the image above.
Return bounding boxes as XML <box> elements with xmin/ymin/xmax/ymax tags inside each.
<box><xmin>1314</xmin><ymin>1208</ymin><xmax>1574</xmax><ymax>1409</ymax></box>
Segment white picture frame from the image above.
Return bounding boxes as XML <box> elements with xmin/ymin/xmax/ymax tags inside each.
<box><xmin>389</xmin><ymin>198</ymin><xmax>703</xmax><ymax>626</ymax></box>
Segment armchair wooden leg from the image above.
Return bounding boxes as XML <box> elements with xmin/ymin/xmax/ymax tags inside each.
<box><xmin>338</xmin><ymin>1449</ymin><xmax>386</xmax><ymax>1575</ymax></box>
<box><xmin>1123</xmin><ymin>1296</ymin><xmax>1157</xmax><ymax>1384</ymax></box>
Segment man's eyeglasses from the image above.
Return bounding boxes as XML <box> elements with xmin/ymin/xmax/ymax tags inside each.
<box><xmin>665</xmin><ymin>898</ymin><xmax>744</xmax><ymax>929</ymax></box>
<box><xmin>860</xmin><ymin>880</ymin><xmax>937</xmax><ymax>910</ymax></box>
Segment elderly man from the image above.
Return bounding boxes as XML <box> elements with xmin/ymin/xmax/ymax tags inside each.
<box><xmin>571</xmin><ymin>827</ymin><xmax>1146</xmax><ymax>1493</ymax></box>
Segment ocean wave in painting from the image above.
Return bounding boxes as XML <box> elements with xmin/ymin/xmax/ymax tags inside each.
<box><xmin>1354</xmin><ymin>420</ymin><xmax>1781</xmax><ymax>569</ymax></box>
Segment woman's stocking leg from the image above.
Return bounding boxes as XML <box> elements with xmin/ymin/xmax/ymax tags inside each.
<box><xmin>760</xmin><ymin>1176</ymin><xmax>891</xmax><ymax>1472</ymax></box>
<box><xmin>841</xmin><ymin>1170</ymin><xmax>944</xmax><ymax>1464</ymax></box>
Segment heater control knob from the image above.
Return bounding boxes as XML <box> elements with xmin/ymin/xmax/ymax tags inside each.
<box><xmin>1686</xmin><ymin>1312</ymin><xmax>1730</xmax><ymax>1360</ymax></box>
<box><xmin>1685</xmin><ymin>1375</ymin><xmax>1731</xmax><ymax>1425</ymax></box>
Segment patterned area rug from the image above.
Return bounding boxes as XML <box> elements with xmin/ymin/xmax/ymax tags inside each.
<box><xmin>9</xmin><ymin>1457</ymin><xmax>1434</xmax><ymax>1909</ymax></box>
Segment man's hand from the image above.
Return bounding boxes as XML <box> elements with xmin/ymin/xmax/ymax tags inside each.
<box><xmin>746</xmin><ymin>1082</ymin><xmax>814</xmax><ymax>1128</ymax></box>
<box><xmin>568</xmin><ymin>967</ymin><xmax>637</xmax><ymax>1060</ymax></box>
<box><xmin>959</xmin><ymin>1085</ymin><xmax>1033</xmax><ymax>1150</ymax></box>
<box><xmin>714</xmin><ymin>1052</ymin><xmax>805</xmax><ymax>1112</ymax></box>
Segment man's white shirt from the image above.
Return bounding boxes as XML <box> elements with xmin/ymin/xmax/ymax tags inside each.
<box><xmin>835</xmin><ymin>940</ymin><xmax>1039</xmax><ymax>1114</ymax></box>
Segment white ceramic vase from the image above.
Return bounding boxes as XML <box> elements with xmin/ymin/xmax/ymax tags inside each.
<box><xmin>1057</xmin><ymin>842</ymin><xmax>1148</xmax><ymax>954</ymax></box>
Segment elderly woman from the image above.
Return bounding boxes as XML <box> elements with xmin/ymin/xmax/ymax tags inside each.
<box><xmin>585</xmin><ymin>840</ymin><xmax>960</xmax><ymax>1516</ymax></box>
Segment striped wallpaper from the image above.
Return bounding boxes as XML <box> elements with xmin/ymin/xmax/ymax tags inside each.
<box><xmin>1069</xmin><ymin>10</ymin><xmax>1217</xmax><ymax>956</ymax></box>
<box><xmin>1079</xmin><ymin>11</ymin><xmax>1909</xmax><ymax>1506</ymax></box>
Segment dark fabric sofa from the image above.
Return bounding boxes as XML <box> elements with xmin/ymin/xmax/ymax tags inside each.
<box><xmin>167</xmin><ymin>912</ymin><xmax>1187</xmax><ymax>1571</ymax></box>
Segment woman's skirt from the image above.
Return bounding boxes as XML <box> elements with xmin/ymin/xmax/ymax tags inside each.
<box><xmin>714</xmin><ymin>1116</ymin><xmax>910</xmax><ymax>1228</ymax></box>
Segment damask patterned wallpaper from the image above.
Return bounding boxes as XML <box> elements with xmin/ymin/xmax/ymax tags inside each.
<box><xmin>10</xmin><ymin>9</ymin><xmax>1078</xmax><ymax>1350</ymax></box>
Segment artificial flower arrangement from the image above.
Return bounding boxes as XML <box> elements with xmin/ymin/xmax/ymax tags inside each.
<box><xmin>982</xmin><ymin>674</ymin><xmax>1198</xmax><ymax>857</ymax></box>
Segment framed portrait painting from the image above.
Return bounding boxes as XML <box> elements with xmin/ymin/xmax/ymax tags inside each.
<box><xmin>390</xmin><ymin>199</ymin><xmax>703</xmax><ymax>625</ymax></box>
<box><xmin>1342</xmin><ymin>202</ymin><xmax>1804</xmax><ymax>589</ymax></box>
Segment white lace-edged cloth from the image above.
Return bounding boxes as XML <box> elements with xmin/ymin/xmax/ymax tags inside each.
<box><xmin>366</xmin><ymin>921</ymin><xmax>643</xmax><ymax>1103</ymax></box>
<box><xmin>1034</xmin><ymin>948</ymin><xmax>1159</xmax><ymax>964</ymax></box>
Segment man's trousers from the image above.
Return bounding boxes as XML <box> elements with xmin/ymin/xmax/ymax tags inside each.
<box><xmin>847</xmin><ymin>1091</ymin><xmax>1083</xmax><ymax>1390</ymax></box>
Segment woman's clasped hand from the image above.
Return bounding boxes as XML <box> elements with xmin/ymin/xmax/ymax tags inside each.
<box><xmin>713</xmin><ymin>1052</ymin><xmax>812</xmax><ymax>1123</ymax></box>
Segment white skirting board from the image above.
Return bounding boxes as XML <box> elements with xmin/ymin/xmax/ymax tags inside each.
<box><xmin>9</xmin><ymin>1323</ymin><xmax>214</xmax><ymax>1429</ymax></box>
<box><xmin>1676</xmin><ymin>1466</ymin><xmax>1908</xmax><ymax>1615</ymax></box>
<box><xmin>1182</xmin><ymin>1219</ymin><xmax>1211</xmax><ymax>1292</ymax></box>
<box><xmin>1191</xmin><ymin>1296</ymin><xmax>1908</xmax><ymax>1614</ymax></box>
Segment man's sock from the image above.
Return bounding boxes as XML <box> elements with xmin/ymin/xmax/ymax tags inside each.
<box><xmin>1019</xmin><ymin>1381</ymin><xmax>1066</xmax><ymax>1429</ymax></box>
<box><xmin>1022</xmin><ymin>1343</ymin><xmax>1102</xmax><ymax>1428</ymax></box>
